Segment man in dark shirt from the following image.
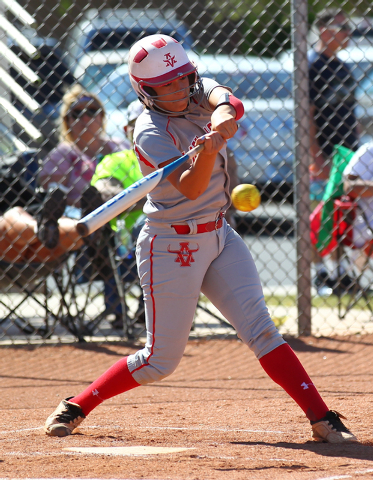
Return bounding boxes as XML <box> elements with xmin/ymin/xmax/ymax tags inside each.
<box><xmin>309</xmin><ymin>8</ymin><xmax>359</xmax><ymax>295</ymax></box>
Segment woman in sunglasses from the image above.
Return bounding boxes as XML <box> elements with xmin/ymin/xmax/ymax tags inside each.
<box><xmin>39</xmin><ymin>84</ymin><xmax>130</xmax><ymax>209</ymax></box>
<box><xmin>38</xmin><ymin>85</ymin><xmax>131</xmax><ymax>325</ymax></box>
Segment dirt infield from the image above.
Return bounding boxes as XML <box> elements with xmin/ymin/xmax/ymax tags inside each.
<box><xmin>1</xmin><ymin>335</ymin><xmax>373</xmax><ymax>480</ymax></box>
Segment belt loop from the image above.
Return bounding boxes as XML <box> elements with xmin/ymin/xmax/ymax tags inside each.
<box><xmin>187</xmin><ymin>219</ymin><xmax>198</xmax><ymax>235</ymax></box>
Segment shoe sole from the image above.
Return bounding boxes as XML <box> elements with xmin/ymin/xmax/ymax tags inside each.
<box><xmin>44</xmin><ymin>424</ymin><xmax>72</xmax><ymax>437</ymax></box>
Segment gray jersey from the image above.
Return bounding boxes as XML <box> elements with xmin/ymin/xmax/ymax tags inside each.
<box><xmin>133</xmin><ymin>78</ymin><xmax>231</xmax><ymax>224</ymax></box>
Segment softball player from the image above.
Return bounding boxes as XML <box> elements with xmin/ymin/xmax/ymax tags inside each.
<box><xmin>44</xmin><ymin>35</ymin><xmax>357</xmax><ymax>443</ymax></box>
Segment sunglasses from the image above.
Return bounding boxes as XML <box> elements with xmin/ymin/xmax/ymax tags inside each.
<box><xmin>69</xmin><ymin>107</ymin><xmax>102</xmax><ymax>120</ymax></box>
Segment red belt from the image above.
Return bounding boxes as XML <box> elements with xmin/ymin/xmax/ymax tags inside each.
<box><xmin>172</xmin><ymin>217</ymin><xmax>223</xmax><ymax>234</ymax></box>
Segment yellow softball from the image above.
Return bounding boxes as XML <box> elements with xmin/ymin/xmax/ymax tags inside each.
<box><xmin>231</xmin><ymin>184</ymin><xmax>261</xmax><ymax>212</ymax></box>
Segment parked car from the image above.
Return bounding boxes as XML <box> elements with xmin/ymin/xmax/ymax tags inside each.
<box><xmin>73</xmin><ymin>50</ymin><xmax>129</xmax><ymax>90</ymax></box>
<box><xmin>93</xmin><ymin>55</ymin><xmax>295</xmax><ymax>190</ymax></box>
<box><xmin>65</xmin><ymin>8</ymin><xmax>195</xmax><ymax>68</ymax></box>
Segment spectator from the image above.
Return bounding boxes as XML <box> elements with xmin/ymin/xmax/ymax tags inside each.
<box><xmin>38</xmin><ymin>84</ymin><xmax>129</xmax><ymax>209</ymax></box>
<box><xmin>308</xmin><ymin>8</ymin><xmax>359</xmax><ymax>295</ymax></box>
<box><xmin>344</xmin><ymin>142</ymin><xmax>373</xmax><ymax>249</ymax></box>
<box><xmin>38</xmin><ymin>85</ymin><xmax>130</xmax><ymax>327</ymax></box>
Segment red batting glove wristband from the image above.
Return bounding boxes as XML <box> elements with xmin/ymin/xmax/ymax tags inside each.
<box><xmin>215</xmin><ymin>93</ymin><xmax>244</xmax><ymax>120</ymax></box>
<box><xmin>227</xmin><ymin>95</ymin><xmax>244</xmax><ymax>120</ymax></box>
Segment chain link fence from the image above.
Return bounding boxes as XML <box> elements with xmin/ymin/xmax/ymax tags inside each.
<box><xmin>0</xmin><ymin>0</ymin><xmax>373</xmax><ymax>345</ymax></box>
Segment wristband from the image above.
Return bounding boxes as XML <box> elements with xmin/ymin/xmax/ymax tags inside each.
<box><xmin>214</xmin><ymin>93</ymin><xmax>244</xmax><ymax>120</ymax></box>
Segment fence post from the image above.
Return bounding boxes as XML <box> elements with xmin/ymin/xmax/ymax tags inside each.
<box><xmin>291</xmin><ymin>0</ymin><xmax>312</xmax><ymax>335</ymax></box>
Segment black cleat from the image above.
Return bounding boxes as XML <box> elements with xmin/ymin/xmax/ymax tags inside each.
<box><xmin>44</xmin><ymin>397</ymin><xmax>86</xmax><ymax>437</ymax></box>
<box><xmin>311</xmin><ymin>410</ymin><xmax>358</xmax><ymax>443</ymax></box>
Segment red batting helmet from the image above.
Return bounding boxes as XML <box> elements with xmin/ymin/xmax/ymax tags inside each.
<box><xmin>128</xmin><ymin>34</ymin><xmax>202</xmax><ymax>115</ymax></box>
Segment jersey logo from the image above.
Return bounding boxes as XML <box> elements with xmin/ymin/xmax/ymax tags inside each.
<box><xmin>167</xmin><ymin>242</ymin><xmax>199</xmax><ymax>267</ymax></box>
<box><xmin>301</xmin><ymin>382</ymin><xmax>314</xmax><ymax>390</ymax></box>
<box><xmin>182</xmin><ymin>136</ymin><xmax>200</xmax><ymax>163</ymax></box>
<box><xmin>163</xmin><ymin>53</ymin><xmax>177</xmax><ymax>68</ymax></box>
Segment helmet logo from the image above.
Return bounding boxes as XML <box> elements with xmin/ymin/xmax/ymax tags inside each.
<box><xmin>163</xmin><ymin>53</ymin><xmax>177</xmax><ymax>68</ymax></box>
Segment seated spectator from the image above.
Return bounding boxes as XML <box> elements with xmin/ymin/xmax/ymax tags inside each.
<box><xmin>38</xmin><ymin>85</ymin><xmax>132</xmax><ymax>327</ymax></box>
<box><xmin>343</xmin><ymin>142</ymin><xmax>373</xmax><ymax>249</ymax></box>
<box><xmin>38</xmin><ymin>84</ymin><xmax>130</xmax><ymax>208</ymax></box>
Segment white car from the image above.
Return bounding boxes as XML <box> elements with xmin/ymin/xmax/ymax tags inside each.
<box><xmin>73</xmin><ymin>50</ymin><xmax>130</xmax><ymax>90</ymax></box>
<box><xmin>66</xmin><ymin>8</ymin><xmax>195</xmax><ymax>68</ymax></box>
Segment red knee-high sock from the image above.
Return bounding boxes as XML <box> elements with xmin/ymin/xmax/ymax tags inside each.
<box><xmin>71</xmin><ymin>357</ymin><xmax>140</xmax><ymax>416</ymax></box>
<box><xmin>259</xmin><ymin>343</ymin><xmax>329</xmax><ymax>421</ymax></box>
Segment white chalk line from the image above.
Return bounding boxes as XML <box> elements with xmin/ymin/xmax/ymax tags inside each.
<box><xmin>136</xmin><ymin>425</ymin><xmax>288</xmax><ymax>434</ymax></box>
<box><xmin>313</xmin><ymin>469</ymin><xmax>373</xmax><ymax>480</ymax></box>
<box><xmin>2</xmin><ymin>467</ymin><xmax>373</xmax><ymax>480</ymax></box>
<box><xmin>2</xmin><ymin>451</ymin><xmax>296</xmax><ymax>463</ymax></box>
<box><xmin>0</xmin><ymin>424</ymin><xmax>287</xmax><ymax>435</ymax></box>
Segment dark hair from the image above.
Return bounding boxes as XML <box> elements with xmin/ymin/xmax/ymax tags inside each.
<box><xmin>314</xmin><ymin>8</ymin><xmax>347</xmax><ymax>29</ymax></box>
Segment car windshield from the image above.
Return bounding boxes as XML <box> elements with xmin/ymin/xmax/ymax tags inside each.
<box><xmin>207</xmin><ymin>71</ymin><xmax>292</xmax><ymax>100</ymax></box>
<box><xmin>79</xmin><ymin>64</ymin><xmax>120</xmax><ymax>90</ymax></box>
<box><xmin>93</xmin><ymin>70</ymin><xmax>138</xmax><ymax>110</ymax></box>
<box><xmin>87</xmin><ymin>27</ymin><xmax>186</xmax><ymax>52</ymax></box>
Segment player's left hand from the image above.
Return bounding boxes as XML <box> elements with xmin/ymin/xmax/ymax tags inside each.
<box><xmin>211</xmin><ymin>106</ymin><xmax>238</xmax><ymax>140</ymax></box>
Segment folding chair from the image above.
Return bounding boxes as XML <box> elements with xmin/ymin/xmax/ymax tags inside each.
<box><xmin>0</xmin><ymin>256</ymin><xmax>69</xmax><ymax>338</ymax></box>
<box><xmin>54</xmin><ymin>226</ymin><xmax>145</xmax><ymax>342</ymax></box>
<box><xmin>333</xmin><ymin>198</ymin><xmax>373</xmax><ymax>319</ymax></box>
<box><xmin>0</xmin><ymin>150</ymin><xmax>69</xmax><ymax>339</ymax></box>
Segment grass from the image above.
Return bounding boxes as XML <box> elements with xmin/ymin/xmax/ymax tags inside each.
<box><xmin>264</xmin><ymin>293</ymin><xmax>373</xmax><ymax>310</ymax></box>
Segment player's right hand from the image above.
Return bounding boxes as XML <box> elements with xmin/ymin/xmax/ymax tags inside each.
<box><xmin>211</xmin><ymin>106</ymin><xmax>238</xmax><ymax>140</ymax></box>
<box><xmin>196</xmin><ymin>132</ymin><xmax>226</xmax><ymax>156</ymax></box>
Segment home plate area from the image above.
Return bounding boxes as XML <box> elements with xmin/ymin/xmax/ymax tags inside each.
<box><xmin>64</xmin><ymin>446</ymin><xmax>194</xmax><ymax>456</ymax></box>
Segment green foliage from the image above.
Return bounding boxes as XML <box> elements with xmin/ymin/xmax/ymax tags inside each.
<box><xmin>204</xmin><ymin>0</ymin><xmax>371</xmax><ymax>56</ymax></box>
<box><xmin>58</xmin><ymin>0</ymin><xmax>73</xmax><ymax>16</ymax></box>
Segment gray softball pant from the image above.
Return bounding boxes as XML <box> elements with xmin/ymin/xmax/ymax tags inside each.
<box><xmin>127</xmin><ymin>218</ymin><xmax>285</xmax><ymax>385</ymax></box>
